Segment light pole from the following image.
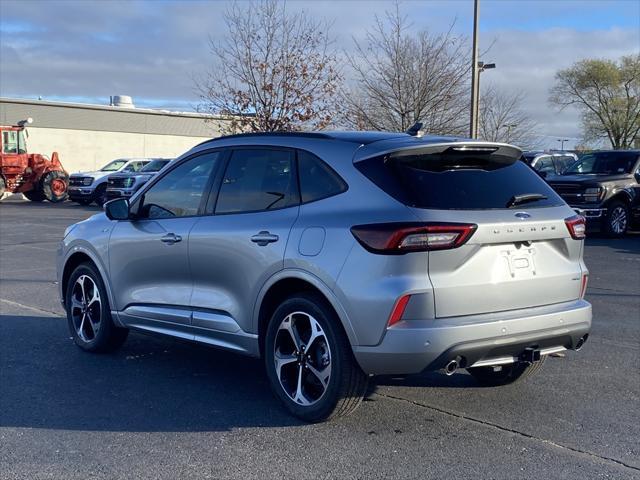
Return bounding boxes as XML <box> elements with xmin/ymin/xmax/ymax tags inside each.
<box><xmin>470</xmin><ymin>0</ymin><xmax>480</xmax><ymax>138</ymax></box>
<box><xmin>502</xmin><ymin>123</ymin><xmax>517</xmax><ymax>143</ymax></box>
<box><xmin>469</xmin><ymin>0</ymin><xmax>495</xmax><ymax>138</ymax></box>
<box><xmin>557</xmin><ymin>138</ymin><xmax>569</xmax><ymax>150</ymax></box>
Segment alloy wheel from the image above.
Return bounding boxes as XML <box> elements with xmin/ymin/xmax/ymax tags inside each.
<box><xmin>70</xmin><ymin>275</ymin><xmax>102</xmax><ymax>342</ymax></box>
<box><xmin>610</xmin><ymin>206</ymin><xmax>627</xmax><ymax>234</ymax></box>
<box><xmin>273</xmin><ymin>311</ymin><xmax>332</xmax><ymax>406</ymax></box>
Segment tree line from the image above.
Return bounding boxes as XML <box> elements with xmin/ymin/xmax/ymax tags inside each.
<box><xmin>197</xmin><ymin>0</ymin><xmax>639</xmax><ymax>150</ymax></box>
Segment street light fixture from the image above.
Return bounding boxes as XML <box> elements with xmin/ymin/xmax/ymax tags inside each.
<box><xmin>470</xmin><ymin>60</ymin><xmax>496</xmax><ymax>138</ymax></box>
<box><xmin>557</xmin><ymin>139</ymin><xmax>569</xmax><ymax>150</ymax></box>
<box><xmin>469</xmin><ymin>0</ymin><xmax>496</xmax><ymax>138</ymax></box>
<box><xmin>502</xmin><ymin>123</ymin><xmax>517</xmax><ymax>142</ymax></box>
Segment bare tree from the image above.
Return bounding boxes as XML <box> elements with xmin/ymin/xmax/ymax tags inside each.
<box><xmin>342</xmin><ymin>3</ymin><xmax>470</xmax><ymax>134</ymax></box>
<box><xmin>550</xmin><ymin>54</ymin><xmax>640</xmax><ymax>149</ymax></box>
<box><xmin>196</xmin><ymin>0</ymin><xmax>342</xmax><ymax>133</ymax></box>
<box><xmin>478</xmin><ymin>86</ymin><xmax>540</xmax><ymax>148</ymax></box>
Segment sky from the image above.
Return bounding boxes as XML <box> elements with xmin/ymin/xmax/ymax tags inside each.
<box><xmin>1</xmin><ymin>0</ymin><xmax>639</xmax><ymax>148</ymax></box>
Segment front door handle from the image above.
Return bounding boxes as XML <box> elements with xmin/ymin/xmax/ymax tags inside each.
<box><xmin>251</xmin><ymin>231</ymin><xmax>279</xmax><ymax>246</ymax></box>
<box><xmin>161</xmin><ymin>233</ymin><xmax>182</xmax><ymax>244</ymax></box>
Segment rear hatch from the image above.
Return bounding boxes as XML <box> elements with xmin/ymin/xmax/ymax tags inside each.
<box><xmin>355</xmin><ymin>140</ymin><xmax>585</xmax><ymax>318</ymax></box>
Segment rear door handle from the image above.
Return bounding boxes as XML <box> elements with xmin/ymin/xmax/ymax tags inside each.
<box><xmin>161</xmin><ymin>233</ymin><xmax>182</xmax><ymax>244</ymax></box>
<box><xmin>251</xmin><ymin>231</ymin><xmax>279</xmax><ymax>246</ymax></box>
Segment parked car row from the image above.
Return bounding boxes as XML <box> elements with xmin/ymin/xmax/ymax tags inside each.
<box><xmin>523</xmin><ymin>149</ymin><xmax>640</xmax><ymax>236</ymax></box>
<box><xmin>106</xmin><ymin>158</ymin><xmax>172</xmax><ymax>201</ymax></box>
<box><xmin>67</xmin><ymin>158</ymin><xmax>172</xmax><ymax>206</ymax></box>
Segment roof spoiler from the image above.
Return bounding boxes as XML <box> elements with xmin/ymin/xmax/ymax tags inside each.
<box><xmin>388</xmin><ymin>142</ymin><xmax>523</xmax><ymax>171</ymax></box>
<box><xmin>355</xmin><ymin>140</ymin><xmax>522</xmax><ymax>165</ymax></box>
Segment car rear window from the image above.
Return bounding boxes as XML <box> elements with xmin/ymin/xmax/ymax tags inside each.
<box><xmin>356</xmin><ymin>151</ymin><xmax>564</xmax><ymax>210</ymax></box>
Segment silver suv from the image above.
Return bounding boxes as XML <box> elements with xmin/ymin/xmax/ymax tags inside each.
<box><xmin>57</xmin><ymin>131</ymin><xmax>592</xmax><ymax>422</ymax></box>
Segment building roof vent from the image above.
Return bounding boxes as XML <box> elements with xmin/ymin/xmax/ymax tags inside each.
<box><xmin>110</xmin><ymin>95</ymin><xmax>135</xmax><ymax>108</ymax></box>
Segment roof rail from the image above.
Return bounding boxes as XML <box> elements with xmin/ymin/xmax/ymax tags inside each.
<box><xmin>196</xmin><ymin>131</ymin><xmax>333</xmax><ymax>147</ymax></box>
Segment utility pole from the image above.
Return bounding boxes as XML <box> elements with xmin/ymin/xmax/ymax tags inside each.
<box><xmin>469</xmin><ymin>0</ymin><xmax>480</xmax><ymax>138</ymax></box>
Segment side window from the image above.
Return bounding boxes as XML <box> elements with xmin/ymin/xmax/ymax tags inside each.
<box><xmin>123</xmin><ymin>164</ymin><xmax>135</xmax><ymax>172</ymax></box>
<box><xmin>535</xmin><ymin>156</ymin><xmax>555</xmax><ymax>174</ymax></box>
<box><xmin>131</xmin><ymin>162</ymin><xmax>145</xmax><ymax>171</ymax></box>
<box><xmin>2</xmin><ymin>131</ymin><xmax>18</xmax><ymax>154</ymax></box>
<box><xmin>557</xmin><ymin>156</ymin><xmax>574</xmax><ymax>173</ymax></box>
<box><xmin>298</xmin><ymin>151</ymin><xmax>347</xmax><ymax>203</ymax></box>
<box><xmin>215</xmin><ymin>149</ymin><xmax>295</xmax><ymax>214</ymax></box>
<box><xmin>140</xmin><ymin>152</ymin><xmax>219</xmax><ymax>219</ymax></box>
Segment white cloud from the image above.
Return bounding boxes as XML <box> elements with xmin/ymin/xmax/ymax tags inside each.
<box><xmin>482</xmin><ymin>27</ymin><xmax>640</xmax><ymax>147</ymax></box>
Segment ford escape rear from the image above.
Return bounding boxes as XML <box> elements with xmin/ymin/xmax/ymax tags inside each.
<box><xmin>57</xmin><ymin>131</ymin><xmax>591</xmax><ymax>422</ymax></box>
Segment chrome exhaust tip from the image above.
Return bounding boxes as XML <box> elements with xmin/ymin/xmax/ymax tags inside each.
<box><xmin>444</xmin><ymin>359</ymin><xmax>459</xmax><ymax>376</ymax></box>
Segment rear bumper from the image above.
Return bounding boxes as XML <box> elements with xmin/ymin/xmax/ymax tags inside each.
<box><xmin>352</xmin><ymin>299</ymin><xmax>592</xmax><ymax>375</ymax></box>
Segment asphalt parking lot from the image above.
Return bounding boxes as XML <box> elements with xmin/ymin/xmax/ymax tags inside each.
<box><xmin>1</xmin><ymin>198</ymin><xmax>639</xmax><ymax>479</ymax></box>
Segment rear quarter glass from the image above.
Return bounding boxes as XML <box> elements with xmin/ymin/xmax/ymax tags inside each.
<box><xmin>356</xmin><ymin>154</ymin><xmax>564</xmax><ymax>210</ymax></box>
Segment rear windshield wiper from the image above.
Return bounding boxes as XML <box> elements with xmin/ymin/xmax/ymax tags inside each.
<box><xmin>506</xmin><ymin>193</ymin><xmax>548</xmax><ymax>208</ymax></box>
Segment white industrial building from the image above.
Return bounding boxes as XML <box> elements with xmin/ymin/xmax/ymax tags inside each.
<box><xmin>0</xmin><ymin>96</ymin><xmax>226</xmax><ymax>173</ymax></box>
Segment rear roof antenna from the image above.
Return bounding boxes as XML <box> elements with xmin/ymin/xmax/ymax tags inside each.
<box><xmin>406</xmin><ymin>122</ymin><xmax>425</xmax><ymax>137</ymax></box>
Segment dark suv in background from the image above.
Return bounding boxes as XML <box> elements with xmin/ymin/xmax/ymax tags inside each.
<box><xmin>547</xmin><ymin>150</ymin><xmax>640</xmax><ymax>236</ymax></box>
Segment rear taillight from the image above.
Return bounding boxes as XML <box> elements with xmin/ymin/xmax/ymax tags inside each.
<box><xmin>351</xmin><ymin>222</ymin><xmax>477</xmax><ymax>254</ymax></box>
<box><xmin>580</xmin><ymin>272</ymin><xmax>589</xmax><ymax>298</ymax></box>
<box><xmin>565</xmin><ymin>215</ymin><xmax>586</xmax><ymax>240</ymax></box>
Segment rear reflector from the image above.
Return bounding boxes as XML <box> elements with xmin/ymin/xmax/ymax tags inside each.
<box><xmin>565</xmin><ymin>215</ymin><xmax>586</xmax><ymax>240</ymax></box>
<box><xmin>351</xmin><ymin>222</ymin><xmax>477</xmax><ymax>254</ymax></box>
<box><xmin>580</xmin><ymin>272</ymin><xmax>589</xmax><ymax>298</ymax></box>
<box><xmin>388</xmin><ymin>294</ymin><xmax>411</xmax><ymax>328</ymax></box>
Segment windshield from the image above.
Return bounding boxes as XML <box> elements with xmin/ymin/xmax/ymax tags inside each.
<box><xmin>141</xmin><ymin>159</ymin><xmax>171</xmax><ymax>172</ymax></box>
<box><xmin>100</xmin><ymin>159</ymin><xmax>128</xmax><ymax>171</ymax></box>
<box><xmin>17</xmin><ymin>130</ymin><xmax>27</xmax><ymax>154</ymax></box>
<box><xmin>564</xmin><ymin>152</ymin><xmax>638</xmax><ymax>175</ymax></box>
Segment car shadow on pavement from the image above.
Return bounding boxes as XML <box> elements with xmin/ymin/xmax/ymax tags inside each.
<box><xmin>585</xmin><ymin>235</ymin><xmax>640</xmax><ymax>255</ymax></box>
<box><xmin>0</xmin><ymin>314</ymin><xmax>302</xmax><ymax>432</ymax></box>
<box><xmin>373</xmin><ymin>371</ymin><xmax>480</xmax><ymax>391</ymax></box>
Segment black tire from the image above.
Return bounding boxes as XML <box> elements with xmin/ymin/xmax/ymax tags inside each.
<box><xmin>0</xmin><ymin>176</ymin><xmax>5</xmax><ymax>197</ymax></box>
<box><xmin>467</xmin><ymin>356</ymin><xmax>546</xmax><ymax>387</ymax></box>
<box><xmin>264</xmin><ymin>293</ymin><xmax>368</xmax><ymax>422</ymax></box>
<box><xmin>40</xmin><ymin>170</ymin><xmax>68</xmax><ymax>202</ymax></box>
<box><xmin>76</xmin><ymin>199</ymin><xmax>93</xmax><ymax>206</ymax></box>
<box><xmin>604</xmin><ymin>200</ymin><xmax>629</xmax><ymax>237</ymax></box>
<box><xmin>65</xmin><ymin>262</ymin><xmax>128</xmax><ymax>353</ymax></box>
<box><xmin>93</xmin><ymin>184</ymin><xmax>107</xmax><ymax>207</ymax></box>
<box><xmin>24</xmin><ymin>190</ymin><xmax>46</xmax><ymax>202</ymax></box>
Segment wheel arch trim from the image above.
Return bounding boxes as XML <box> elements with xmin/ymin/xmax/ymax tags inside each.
<box><xmin>252</xmin><ymin>269</ymin><xmax>359</xmax><ymax>347</ymax></box>
<box><xmin>606</xmin><ymin>188</ymin><xmax>633</xmax><ymax>206</ymax></box>
<box><xmin>61</xmin><ymin>245</ymin><xmax>117</xmax><ymax>319</ymax></box>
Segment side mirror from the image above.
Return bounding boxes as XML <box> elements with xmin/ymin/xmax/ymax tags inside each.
<box><xmin>635</xmin><ymin>172</ymin><xmax>640</xmax><ymax>184</ymax></box>
<box><xmin>104</xmin><ymin>198</ymin><xmax>130</xmax><ymax>220</ymax></box>
<box><xmin>538</xmin><ymin>170</ymin><xmax>548</xmax><ymax>179</ymax></box>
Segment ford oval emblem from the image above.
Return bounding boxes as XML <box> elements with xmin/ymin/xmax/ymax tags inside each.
<box><xmin>515</xmin><ymin>212</ymin><xmax>531</xmax><ymax>219</ymax></box>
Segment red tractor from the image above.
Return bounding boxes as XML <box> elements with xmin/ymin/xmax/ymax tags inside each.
<box><xmin>0</xmin><ymin>119</ymin><xmax>69</xmax><ymax>202</ymax></box>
